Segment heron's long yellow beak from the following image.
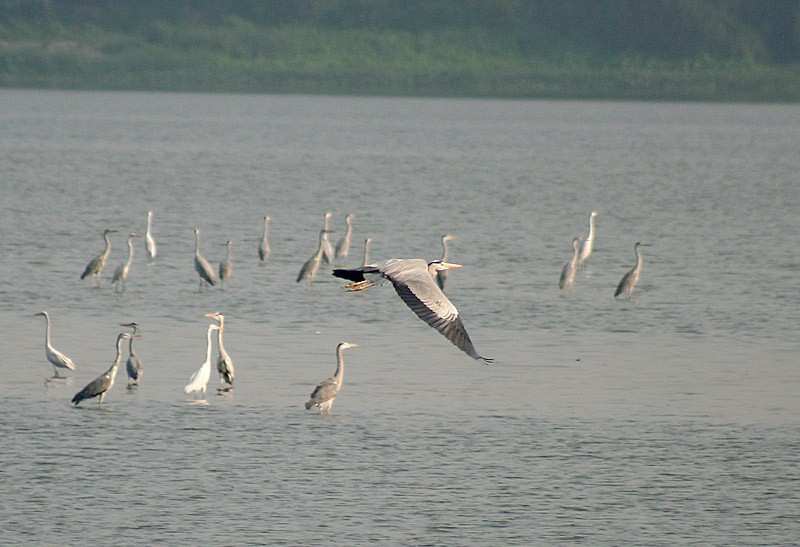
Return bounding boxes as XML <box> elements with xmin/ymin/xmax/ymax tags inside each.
<box><xmin>441</xmin><ymin>262</ymin><xmax>463</xmax><ymax>270</ymax></box>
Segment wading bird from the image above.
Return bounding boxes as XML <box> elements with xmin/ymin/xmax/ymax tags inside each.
<box><xmin>361</xmin><ymin>238</ymin><xmax>373</xmax><ymax>268</ymax></box>
<box><xmin>205</xmin><ymin>312</ymin><xmax>234</xmax><ymax>391</ymax></box>
<box><xmin>321</xmin><ymin>212</ymin><xmax>335</xmax><ymax>264</ymax></box>
<box><xmin>615</xmin><ymin>242</ymin><xmax>650</xmax><ymax>298</ymax></box>
<box><xmin>81</xmin><ymin>228</ymin><xmax>117</xmax><ymax>286</ymax></box>
<box><xmin>305</xmin><ymin>342</ymin><xmax>358</xmax><ymax>415</ymax></box>
<box><xmin>297</xmin><ymin>229</ymin><xmax>330</xmax><ymax>285</ymax></box>
<box><xmin>120</xmin><ymin>322</ymin><xmax>143</xmax><ymax>386</ymax></box>
<box><xmin>333</xmin><ymin>259</ymin><xmax>492</xmax><ymax>363</ymax></box>
<box><xmin>335</xmin><ymin>213</ymin><xmax>354</xmax><ymax>259</ymax></box>
<box><xmin>145</xmin><ymin>210</ymin><xmax>157</xmax><ymax>261</ymax></box>
<box><xmin>219</xmin><ymin>240</ymin><xmax>233</xmax><ymax>289</ymax></box>
<box><xmin>112</xmin><ymin>232</ymin><xmax>140</xmax><ymax>293</ymax></box>
<box><xmin>184</xmin><ymin>324</ymin><xmax>219</xmax><ymax>398</ymax></box>
<box><xmin>436</xmin><ymin>234</ymin><xmax>457</xmax><ymax>291</ymax></box>
<box><xmin>258</xmin><ymin>216</ymin><xmax>271</xmax><ymax>263</ymax></box>
<box><xmin>71</xmin><ymin>332</ymin><xmax>131</xmax><ymax>406</ymax></box>
<box><xmin>34</xmin><ymin>311</ymin><xmax>76</xmax><ymax>378</ymax></box>
<box><xmin>578</xmin><ymin>211</ymin><xmax>598</xmax><ymax>265</ymax></box>
<box><xmin>193</xmin><ymin>226</ymin><xmax>218</xmax><ymax>290</ymax></box>
<box><xmin>559</xmin><ymin>237</ymin><xmax>580</xmax><ymax>290</ymax></box>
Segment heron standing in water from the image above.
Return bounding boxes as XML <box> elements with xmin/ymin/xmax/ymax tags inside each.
<box><xmin>184</xmin><ymin>324</ymin><xmax>220</xmax><ymax>399</ymax></box>
<box><xmin>615</xmin><ymin>242</ymin><xmax>650</xmax><ymax>298</ymax></box>
<box><xmin>559</xmin><ymin>237</ymin><xmax>580</xmax><ymax>290</ymax></box>
<box><xmin>335</xmin><ymin>213</ymin><xmax>354</xmax><ymax>260</ymax></box>
<box><xmin>120</xmin><ymin>322</ymin><xmax>143</xmax><ymax>387</ymax></box>
<box><xmin>436</xmin><ymin>234</ymin><xmax>457</xmax><ymax>290</ymax></box>
<box><xmin>193</xmin><ymin>226</ymin><xmax>218</xmax><ymax>290</ymax></box>
<box><xmin>578</xmin><ymin>211</ymin><xmax>598</xmax><ymax>266</ymax></box>
<box><xmin>297</xmin><ymin>229</ymin><xmax>330</xmax><ymax>285</ymax></box>
<box><xmin>321</xmin><ymin>212</ymin><xmax>335</xmax><ymax>264</ymax></box>
<box><xmin>219</xmin><ymin>240</ymin><xmax>233</xmax><ymax>289</ymax></box>
<box><xmin>333</xmin><ymin>259</ymin><xmax>493</xmax><ymax>363</ymax></box>
<box><xmin>112</xmin><ymin>232</ymin><xmax>140</xmax><ymax>293</ymax></box>
<box><xmin>81</xmin><ymin>228</ymin><xmax>117</xmax><ymax>286</ymax></box>
<box><xmin>205</xmin><ymin>312</ymin><xmax>235</xmax><ymax>392</ymax></box>
<box><xmin>34</xmin><ymin>311</ymin><xmax>76</xmax><ymax>379</ymax></box>
<box><xmin>71</xmin><ymin>332</ymin><xmax>131</xmax><ymax>406</ymax></box>
<box><xmin>145</xmin><ymin>210</ymin><xmax>157</xmax><ymax>261</ymax></box>
<box><xmin>258</xmin><ymin>216</ymin><xmax>271</xmax><ymax>263</ymax></box>
<box><xmin>305</xmin><ymin>342</ymin><xmax>358</xmax><ymax>415</ymax></box>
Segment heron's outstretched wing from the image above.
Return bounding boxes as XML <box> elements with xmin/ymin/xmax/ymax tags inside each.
<box><xmin>382</xmin><ymin>260</ymin><xmax>492</xmax><ymax>364</ymax></box>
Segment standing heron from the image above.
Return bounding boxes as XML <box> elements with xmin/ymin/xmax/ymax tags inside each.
<box><xmin>305</xmin><ymin>342</ymin><xmax>358</xmax><ymax>415</ymax></box>
<box><xmin>111</xmin><ymin>232</ymin><xmax>140</xmax><ymax>293</ymax></box>
<box><xmin>578</xmin><ymin>211</ymin><xmax>598</xmax><ymax>265</ymax></box>
<box><xmin>321</xmin><ymin>212</ymin><xmax>335</xmax><ymax>264</ymax></box>
<box><xmin>120</xmin><ymin>322</ymin><xmax>143</xmax><ymax>387</ymax></box>
<box><xmin>81</xmin><ymin>228</ymin><xmax>117</xmax><ymax>286</ymax></box>
<box><xmin>335</xmin><ymin>213</ymin><xmax>354</xmax><ymax>260</ymax></box>
<box><xmin>34</xmin><ymin>311</ymin><xmax>76</xmax><ymax>378</ymax></box>
<box><xmin>205</xmin><ymin>312</ymin><xmax>235</xmax><ymax>391</ymax></box>
<box><xmin>559</xmin><ymin>237</ymin><xmax>581</xmax><ymax>290</ymax></box>
<box><xmin>333</xmin><ymin>259</ymin><xmax>493</xmax><ymax>363</ymax></box>
<box><xmin>297</xmin><ymin>229</ymin><xmax>330</xmax><ymax>285</ymax></box>
<box><xmin>219</xmin><ymin>240</ymin><xmax>233</xmax><ymax>289</ymax></box>
<box><xmin>436</xmin><ymin>234</ymin><xmax>457</xmax><ymax>291</ymax></box>
<box><xmin>145</xmin><ymin>210</ymin><xmax>157</xmax><ymax>261</ymax></box>
<box><xmin>258</xmin><ymin>215</ymin><xmax>271</xmax><ymax>263</ymax></box>
<box><xmin>184</xmin><ymin>324</ymin><xmax>219</xmax><ymax>398</ymax></box>
<box><xmin>193</xmin><ymin>226</ymin><xmax>218</xmax><ymax>290</ymax></box>
<box><xmin>71</xmin><ymin>332</ymin><xmax>131</xmax><ymax>406</ymax></box>
<box><xmin>615</xmin><ymin>242</ymin><xmax>650</xmax><ymax>298</ymax></box>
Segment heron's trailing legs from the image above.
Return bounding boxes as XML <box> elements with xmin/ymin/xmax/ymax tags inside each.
<box><xmin>345</xmin><ymin>280</ymin><xmax>374</xmax><ymax>292</ymax></box>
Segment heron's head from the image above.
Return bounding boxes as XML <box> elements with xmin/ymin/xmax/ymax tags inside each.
<box><xmin>193</xmin><ymin>226</ymin><xmax>200</xmax><ymax>234</ymax></box>
<box><xmin>34</xmin><ymin>311</ymin><xmax>48</xmax><ymax>318</ymax></box>
<box><xmin>103</xmin><ymin>229</ymin><xmax>118</xmax><ymax>235</ymax></box>
<box><xmin>590</xmin><ymin>211</ymin><xmax>598</xmax><ymax>218</ymax></box>
<box><xmin>128</xmin><ymin>232</ymin><xmax>140</xmax><ymax>239</ymax></box>
<box><xmin>571</xmin><ymin>236</ymin><xmax>580</xmax><ymax>248</ymax></box>
<box><xmin>365</xmin><ymin>237</ymin><xmax>372</xmax><ymax>244</ymax></box>
<box><xmin>324</xmin><ymin>211</ymin><xmax>332</xmax><ymax>220</ymax></box>
<box><xmin>264</xmin><ymin>215</ymin><xmax>271</xmax><ymax>223</ymax></box>
<box><xmin>636</xmin><ymin>242</ymin><xmax>652</xmax><ymax>248</ymax></box>
<box><xmin>204</xmin><ymin>311</ymin><xmax>224</xmax><ymax>324</ymax></box>
<box><xmin>428</xmin><ymin>259</ymin><xmax>463</xmax><ymax>272</ymax></box>
<box><xmin>222</xmin><ymin>240</ymin><xmax>232</xmax><ymax>247</ymax></box>
<box><xmin>345</xmin><ymin>213</ymin><xmax>353</xmax><ymax>222</ymax></box>
<box><xmin>119</xmin><ymin>321</ymin><xmax>139</xmax><ymax>334</ymax></box>
<box><xmin>147</xmin><ymin>210</ymin><xmax>153</xmax><ymax>217</ymax></box>
<box><xmin>338</xmin><ymin>342</ymin><xmax>359</xmax><ymax>351</ymax></box>
<box><xmin>117</xmin><ymin>332</ymin><xmax>132</xmax><ymax>343</ymax></box>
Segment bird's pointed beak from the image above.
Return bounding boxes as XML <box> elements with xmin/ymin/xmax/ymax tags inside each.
<box><xmin>441</xmin><ymin>262</ymin><xmax>463</xmax><ymax>270</ymax></box>
<box><xmin>349</xmin><ymin>343</ymin><xmax>360</xmax><ymax>348</ymax></box>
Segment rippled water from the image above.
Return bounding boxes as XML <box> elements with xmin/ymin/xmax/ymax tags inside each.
<box><xmin>1</xmin><ymin>90</ymin><xmax>799</xmax><ymax>545</ymax></box>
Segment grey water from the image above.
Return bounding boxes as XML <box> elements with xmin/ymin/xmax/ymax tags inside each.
<box><xmin>1</xmin><ymin>89</ymin><xmax>799</xmax><ymax>545</ymax></box>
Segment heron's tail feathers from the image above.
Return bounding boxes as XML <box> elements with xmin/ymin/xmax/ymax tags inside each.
<box><xmin>71</xmin><ymin>392</ymin><xmax>84</xmax><ymax>405</ymax></box>
<box><xmin>304</xmin><ymin>400</ymin><xmax>314</xmax><ymax>410</ymax></box>
<box><xmin>332</xmin><ymin>266</ymin><xmax>379</xmax><ymax>283</ymax></box>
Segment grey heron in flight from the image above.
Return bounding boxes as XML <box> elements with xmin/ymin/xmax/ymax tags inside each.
<box><xmin>205</xmin><ymin>312</ymin><xmax>235</xmax><ymax>392</ymax></box>
<box><xmin>258</xmin><ymin>216</ymin><xmax>271</xmax><ymax>263</ymax></box>
<box><xmin>436</xmin><ymin>234</ymin><xmax>457</xmax><ymax>291</ymax></box>
<box><xmin>71</xmin><ymin>332</ymin><xmax>132</xmax><ymax>406</ymax></box>
<box><xmin>559</xmin><ymin>237</ymin><xmax>580</xmax><ymax>290</ymax></box>
<box><xmin>193</xmin><ymin>226</ymin><xmax>218</xmax><ymax>289</ymax></box>
<box><xmin>321</xmin><ymin>212</ymin><xmax>335</xmax><ymax>264</ymax></box>
<box><xmin>111</xmin><ymin>232</ymin><xmax>140</xmax><ymax>293</ymax></box>
<box><xmin>335</xmin><ymin>213</ymin><xmax>354</xmax><ymax>259</ymax></box>
<box><xmin>145</xmin><ymin>210</ymin><xmax>157</xmax><ymax>261</ymax></box>
<box><xmin>333</xmin><ymin>259</ymin><xmax>493</xmax><ymax>363</ymax></box>
<box><xmin>184</xmin><ymin>323</ymin><xmax>220</xmax><ymax>398</ymax></box>
<box><xmin>305</xmin><ymin>342</ymin><xmax>358</xmax><ymax>415</ymax></box>
<box><xmin>615</xmin><ymin>242</ymin><xmax>650</xmax><ymax>298</ymax></box>
<box><xmin>577</xmin><ymin>211</ymin><xmax>598</xmax><ymax>265</ymax></box>
<box><xmin>81</xmin><ymin>228</ymin><xmax>117</xmax><ymax>286</ymax></box>
<box><xmin>297</xmin><ymin>229</ymin><xmax>331</xmax><ymax>285</ymax></box>
<box><xmin>219</xmin><ymin>240</ymin><xmax>233</xmax><ymax>289</ymax></box>
<box><xmin>34</xmin><ymin>311</ymin><xmax>76</xmax><ymax>378</ymax></box>
<box><xmin>120</xmin><ymin>322</ymin><xmax>143</xmax><ymax>387</ymax></box>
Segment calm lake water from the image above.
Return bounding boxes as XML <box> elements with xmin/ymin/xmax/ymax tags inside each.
<box><xmin>1</xmin><ymin>89</ymin><xmax>799</xmax><ymax>545</ymax></box>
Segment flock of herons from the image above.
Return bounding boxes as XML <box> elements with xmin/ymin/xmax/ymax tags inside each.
<box><xmin>36</xmin><ymin>209</ymin><xmax>647</xmax><ymax>414</ymax></box>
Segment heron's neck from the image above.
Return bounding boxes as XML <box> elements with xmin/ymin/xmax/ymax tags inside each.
<box><xmin>225</xmin><ymin>245</ymin><xmax>232</xmax><ymax>261</ymax></box>
<box><xmin>102</xmin><ymin>233</ymin><xmax>112</xmax><ymax>258</ymax></box>
<box><xmin>128</xmin><ymin>335</ymin><xmax>135</xmax><ymax>355</ymax></box>
<box><xmin>344</xmin><ymin>220</ymin><xmax>352</xmax><ymax>238</ymax></box>
<box><xmin>335</xmin><ymin>347</ymin><xmax>345</xmax><ymax>387</ymax></box>
<box><xmin>205</xmin><ymin>328</ymin><xmax>215</xmax><ymax>365</ymax></box>
<box><xmin>441</xmin><ymin>239</ymin><xmax>449</xmax><ymax>261</ymax></box>
<box><xmin>111</xmin><ymin>338</ymin><xmax>124</xmax><ymax>372</ymax></box>
<box><xmin>362</xmin><ymin>240</ymin><xmax>371</xmax><ymax>267</ymax></box>
<box><xmin>43</xmin><ymin>315</ymin><xmax>52</xmax><ymax>348</ymax></box>
<box><xmin>146</xmin><ymin>214</ymin><xmax>152</xmax><ymax>232</ymax></box>
<box><xmin>194</xmin><ymin>232</ymin><xmax>200</xmax><ymax>255</ymax></box>
<box><xmin>571</xmin><ymin>242</ymin><xmax>580</xmax><ymax>262</ymax></box>
<box><xmin>217</xmin><ymin>323</ymin><xmax>227</xmax><ymax>355</ymax></box>
<box><xmin>634</xmin><ymin>246</ymin><xmax>643</xmax><ymax>271</ymax></box>
<box><xmin>262</xmin><ymin>219</ymin><xmax>269</xmax><ymax>239</ymax></box>
<box><xmin>587</xmin><ymin>215</ymin><xmax>596</xmax><ymax>241</ymax></box>
<box><xmin>125</xmin><ymin>238</ymin><xmax>134</xmax><ymax>265</ymax></box>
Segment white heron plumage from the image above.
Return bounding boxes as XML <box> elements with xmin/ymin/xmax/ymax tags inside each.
<box><xmin>335</xmin><ymin>213</ymin><xmax>354</xmax><ymax>259</ymax></box>
<box><xmin>578</xmin><ymin>211</ymin><xmax>598</xmax><ymax>265</ymax></box>
<box><xmin>321</xmin><ymin>212</ymin><xmax>335</xmax><ymax>264</ymax></box>
<box><xmin>184</xmin><ymin>324</ymin><xmax>219</xmax><ymax>397</ymax></box>
<box><xmin>112</xmin><ymin>232</ymin><xmax>140</xmax><ymax>292</ymax></box>
<box><xmin>34</xmin><ymin>311</ymin><xmax>77</xmax><ymax>378</ymax></box>
<box><xmin>145</xmin><ymin>210</ymin><xmax>157</xmax><ymax>261</ymax></box>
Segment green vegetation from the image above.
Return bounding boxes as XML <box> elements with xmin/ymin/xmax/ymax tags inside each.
<box><xmin>2</xmin><ymin>1</ymin><xmax>800</xmax><ymax>101</ymax></box>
